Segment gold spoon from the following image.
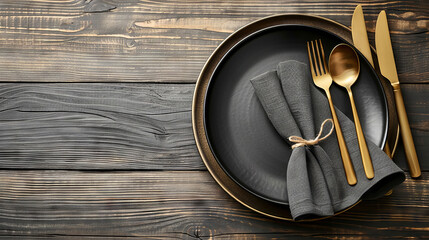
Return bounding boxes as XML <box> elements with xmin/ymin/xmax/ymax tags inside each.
<box><xmin>329</xmin><ymin>43</ymin><xmax>374</xmax><ymax>179</ymax></box>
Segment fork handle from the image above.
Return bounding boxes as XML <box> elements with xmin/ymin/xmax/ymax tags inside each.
<box><xmin>326</xmin><ymin>90</ymin><xmax>357</xmax><ymax>185</ymax></box>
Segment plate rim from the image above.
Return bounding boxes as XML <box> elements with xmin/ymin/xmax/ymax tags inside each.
<box><xmin>192</xmin><ymin>13</ymin><xmax>399</xmax><ymax>221</ymax></box>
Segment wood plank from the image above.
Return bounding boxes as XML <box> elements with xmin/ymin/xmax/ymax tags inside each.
<box><xmin>0</xmin><ymin>83</ymin><xmax>202</xmax><ymax>170</ymax></box>
<box><xmin>0</xmin><ymin>170</ymin><xmax>428</xmax><ymax>239</ymax></box>
<box><xmin>0</xmin><ymin>0</ymin><xmax>426</xmax><ymax>83</ymax></box>
<box><xmin>0</xmin><ymin>83</ymin><xmax>427</xmax><ymax>170</ymax></box>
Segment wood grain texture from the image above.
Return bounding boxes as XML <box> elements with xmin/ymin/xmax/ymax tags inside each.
<box><xmin>0</xmin><ymin>83</ymin><xmax>201</xmax><ymax>170</ymax></box>
<box><xmin>0</xmin><ymin>170</ymin><xmax>428</xmax><ymax>239</ymax></box>
<box><xmin>0</xmin><ymin>83</ymin><xmax>427</xmax><ymax>170</ymax></box>
<box><xmin>0</xmin><ymin>0</ymin><xmax>426</xmax><ymax>83</ymax></box>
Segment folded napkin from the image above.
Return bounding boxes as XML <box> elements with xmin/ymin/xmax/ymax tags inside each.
<box><xmin>250</xmin><ymin>60</ymin><xmax>405</xmax><ymax>221</ymax></box>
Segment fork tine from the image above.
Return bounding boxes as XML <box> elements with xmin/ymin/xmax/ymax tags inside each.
<box><xmin>315</xmin><ymin>39</ymin><xmax>325</xmax><ymax>74</ymax></box>
<box><xmin>319</xmin><ymin>39</ymin><xmax>329</xmax><ymax>74</ymax></box>
<box><xmin>310</xmin><ymin>41</ymin><xmax>320</xmax><ymax>76</ymax></box>
<box><xmin>306</xmin><ymin>42</ymin><xmax>316</xmax><ymax>78</ymax></box>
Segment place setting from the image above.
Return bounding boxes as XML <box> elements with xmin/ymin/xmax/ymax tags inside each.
<box><xmin>192</xmin><ymin>5</ymin><xmax>421</xmax><ymax>221</ymax></box>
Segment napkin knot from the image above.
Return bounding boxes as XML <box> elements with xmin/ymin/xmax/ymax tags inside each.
<box><xmin>288</xmin><ymin>119</ymin><xmax>334</xmax><ymax>149</ymax></box>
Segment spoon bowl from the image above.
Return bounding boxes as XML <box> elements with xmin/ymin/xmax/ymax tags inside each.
<box><xmin>329</xmin><ymin>44</ymin><xmax>360</xmax><ymax>90</ymax></box>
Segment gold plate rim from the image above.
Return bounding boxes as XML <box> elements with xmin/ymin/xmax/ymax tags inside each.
<box><xmin>192</xmin><ymin>13</ymin><xmax>399</xmax><ymax>221</ymax></box>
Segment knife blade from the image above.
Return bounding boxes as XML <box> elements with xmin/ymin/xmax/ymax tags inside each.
<box><xmin>375</xmin><ymin>10</ymin><xmax>421</xmax><ymax>178</ymax></box>
<box><xmin>352</xmin><ymin>4</ymin><xmax>374</xmax><ymax>67</ymax></box>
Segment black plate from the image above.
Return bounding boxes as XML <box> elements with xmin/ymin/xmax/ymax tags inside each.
<box><xmin>204</xmin><ymin>25</ymin><xmax>388</xmax><ymax>205</ymax></box>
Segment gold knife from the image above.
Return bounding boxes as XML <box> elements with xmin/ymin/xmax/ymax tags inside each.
<box><xmin>375</xmin><ymin>10</ymin><xmax>421</xmax><ymax>178</ymax></box>
<box><xmin>352</xmin><ymin>5</ymin><xmax>394</xmax><ymax>158</ymax></box>
<box><xmin>352</xmin><ymin>5</ymin><xmax>374</xmax><ymax>67</ymax></box>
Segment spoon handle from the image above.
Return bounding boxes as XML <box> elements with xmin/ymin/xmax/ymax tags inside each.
<box><xmin>347</xmin><ymin>89</ymin><xmax>374</xmax><ymax>179</ymax></box>
<box><xmin>325</xmin><ymin>90</ymin><xmax>357</xmax><ymax>185</ymax></box>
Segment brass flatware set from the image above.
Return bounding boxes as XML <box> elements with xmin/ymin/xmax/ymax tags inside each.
<box><xmin>307</xmin><ymin>5</ymin><xmax>421</xmax><ymax>184</ymax></box>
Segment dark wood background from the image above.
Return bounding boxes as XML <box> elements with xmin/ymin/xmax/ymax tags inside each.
<box><xmin>0</xmin><ymin>0</ymin><xmax>428</xmax><ymax>239</ymax></box>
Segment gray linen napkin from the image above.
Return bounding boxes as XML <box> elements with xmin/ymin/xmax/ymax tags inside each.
<box><xmin>250</xmin><ymin>60</ymin><xmax>405</xmax><ymax>221</ymax></box>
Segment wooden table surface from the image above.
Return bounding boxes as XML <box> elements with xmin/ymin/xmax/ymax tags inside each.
<box><xmin>0</xmin><ymin>0</ymin><xmax>428</xmax><ymax>239</ymax></box>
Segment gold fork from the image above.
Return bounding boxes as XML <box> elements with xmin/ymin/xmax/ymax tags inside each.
<box><xmin>306</xmin><ymin>39</ymin><xmax>357</xmax><ymax>186</ymax></box>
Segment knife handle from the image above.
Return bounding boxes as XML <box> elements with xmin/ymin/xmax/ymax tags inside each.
<box><xmin>393</xmin><ymin>84</ymin><xmax>421</xmax><ymax>178</ymax></box>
